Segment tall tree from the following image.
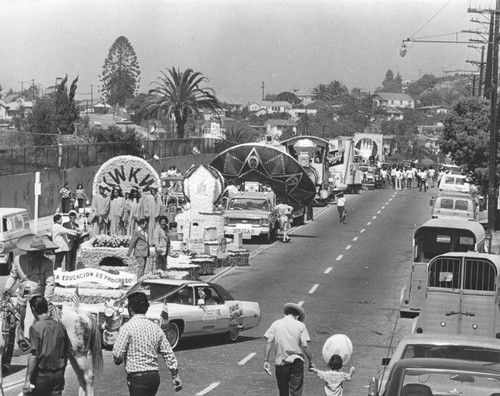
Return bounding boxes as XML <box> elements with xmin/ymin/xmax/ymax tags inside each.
<box><xmin>312</xmin><ymin>83</ymin><xmax>333</xmax><ymax>103</ymax></box>
<box><xmin>100</xmin><ymin>36</ymin><xmax>141</xmax><ymax>107</ymax></box>
<box><xmin>143</xmin><ymin>67</ymin><xmax>222</xmax><ymax>139</ymax></box>
<box><xmin>326</xmin><ymin>80</ymin><xmax>349</xmax><ymax>103</ymax></box>
<box><xmin>298</xmin><ymin>112</ymin><xmax>314</xmax><ymax>135</ymax></box>
<box><xmin>379</xmin><ymin>69</ymin><xmax>402</xmax><ymax>93</ymax></box>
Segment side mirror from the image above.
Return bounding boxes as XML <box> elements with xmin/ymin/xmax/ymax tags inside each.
<box><xmin>381</xmin><ymin>357</ymin><xmax>390</xmax><ymax>366</ymax></box>
<box><xmin>198</xmin><ymin>298</ymin><xmax>205</xmax><ymax>306</ymax></box>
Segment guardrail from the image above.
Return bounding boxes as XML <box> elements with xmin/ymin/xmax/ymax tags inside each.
<box><xmin>0</xmin><ymin>138</ymin><xmax>233</xmax><ymax>176</ymax></box>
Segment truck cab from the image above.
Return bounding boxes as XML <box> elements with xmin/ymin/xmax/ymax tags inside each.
<box><xmin>222</xmin><ymin>182</ymin><xmax>279</xmax><ymax>242</ymax></box>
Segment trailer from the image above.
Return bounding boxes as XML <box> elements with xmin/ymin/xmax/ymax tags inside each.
<box><xmin>328</xmin><ymin>137</ymin><xmax>362</xmax><ymax>194</ymax></box>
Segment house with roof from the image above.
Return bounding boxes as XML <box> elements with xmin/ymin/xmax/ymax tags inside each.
<box><xmin>415</xmin><ymin>105</ymin><xmax>449</xmax><ymax>116</ymax></box>
<box><xmin>373</xmin><ymin>92</ymin><xmax>415</xmax><ymax>109</ymax></box>
<box><xmin>0</xmin><ymin>100</ymin><xmax>9</xmax><ymax>120</ymax></box>
<box><xmin>216</xmin><ymin>94</ymin><xmax>243</xmax><ymax>113</ymax></box>
<box><xmin>248</xmin><ymin>101</ymin><xmax>292</xmax><ymax>114</ymax></box>
<box><xmin>294</xmin><ymin>90</ymin><xmax>314</xmax><ymax>105</ymax></box>
<box><xmin>287</xmin><ymin>108</ymin><xmax>317</xmax><ymax>119</ymax></box>
<box><xmin>264</xmin><ymin>119</ymin><xmax>297</xmax><ymax>138</ymax></box>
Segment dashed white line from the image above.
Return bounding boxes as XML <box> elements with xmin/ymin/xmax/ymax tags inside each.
<box><xmin>308</xmin><ymin>284</ymin><xmax>319</xmax><ymax>294</ymax></box>
<box><xmin>377</xmin><ymin>210</ymin><xmax>381</xmax><ymax>214</ymax></box>
<box><xmin>389</xmin><ymin>198</ymin><xmax>393</xmax><ymax>201</ymax></box>
<box><xmin>367</xmin><ymin>222</ymin><xmax>372</xmax><ymax>226</ymax></box>
<box><xmin>298</xmin><ymin>301</ymin><xmax>304</xmax><ymax>306</ymax></box>
<box><xmin>196</xmin><ymin>382</ymin><xmax>221</xmax><ymax>395</ymax></box>
<box><xmin>385</xmin><ymin>202</ymin><xmax>389</xmax><ymax>205</ymax></box>
<box><xmin>324</xmin><ymin>267</ymin><xmax>333</xmax><ymax>274</ymax></box>
<box><xmin>336</xmin><ymin>255</ymin><xmax>343</xmax><ymax>260</ymax></box>
<box><xmin>239</xmin><ymin>353</ymin><xmax>256</xmax><ymax>366</ymax></box>
<box><xmin>346</xmin><ymin>245</ymin><xmax>351</xmax><ymax>250</ymax></box>
<box><xmin>360</xmin><ymin>229</ymin><xmax>366</xmax><ymax>233</ymax></box>
<box><xmin>353</xmin><ymin>236</ymin><xmax>358</xmax><ymax>242</ymax></box>
<box><xmin>372</xmin><ymin>216</ymin><xmax>377</xmax><ymax>219</ymax></box>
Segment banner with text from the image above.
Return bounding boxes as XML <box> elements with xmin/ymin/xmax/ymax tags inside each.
<box><xmin>55</xmin><ymin>268</ymin><xmax>136</xmax><ymax>288</ymax></box>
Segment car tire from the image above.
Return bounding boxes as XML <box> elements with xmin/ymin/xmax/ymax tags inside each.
<box><xmin>0</xmin><ymin>254</ymin><xmax>13</xmax><ymax>276</ymax></box>
<box><xmin>226</xmin><ymin>327</ymin><xmax>239</xmax><ymax>343</ymax></box>
<box><xmin>165</xmin><ymin>322</ymin><xmax>181</xmax><ymax>349</ymax></box>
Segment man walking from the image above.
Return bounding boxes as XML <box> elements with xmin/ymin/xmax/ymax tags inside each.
<box><xmin>127</xmin><ymin>218</ymin><xmax>150</xmax><ymax>279</ymax></box>
<box><xmin>153</xmin><ymin>215</ymin><xmax>170</xmax><ymax>271</ymax></box>
<box><xmin>23</xmin><ymin>295</ymin><xmax>70</xmax><ymax>396</ymax></box>
<box><xmin>264</xmin><ymin>302</ymin><xmax>314</xmax><ymax>396</ymax></box>
<box><xmin>113</xmin><ymin>292</ymin><xmax>182</xmax><ymax>396</ymax></box>
<box><xmin>63</xmin><ymin>210</ymin><xmax>80</xmax><ymax>271</ymax></box>
<box><xmin>336</xmin><ymin>193</ymin><xmax>346</xmax><ymax>224</ymax></box>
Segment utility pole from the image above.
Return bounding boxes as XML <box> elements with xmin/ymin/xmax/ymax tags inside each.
<box><xmin>479</xmin><ymin>46</ymin><xmax>485</xmax><ymax>97</ymax></box>
<box><xmin>488</xmin><ymin>0</ymin><xmax>500</xmax><ymax>234</ymax></box>
<box><xmin>31</xmin><ymin>79</ymin><xmax>35</xmax><ymax>100</ymax></box>
<box><xmin>90</xmin><ymin>84</ymin><xmax>94</xmax><ymax>111</ymax></box>
<box><xmin>18</xmin><ymin>81</ymin><xmax>26</xmax><ymax>94</ymax></box>
<box><xmin>485</xmin><ymin>13</ymin><xmax>494</xmax><ymax>98</ymax></box>
<box><xmin>261</xmin><ymin>81</ymin><xmax>265</xmax><ymax>101</ymax></box>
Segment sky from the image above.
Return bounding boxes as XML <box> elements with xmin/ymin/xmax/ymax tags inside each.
<box><xmin>0</xmin><ymin>0</ymin><xmax>494</xmax><ymax>104</ymax></box>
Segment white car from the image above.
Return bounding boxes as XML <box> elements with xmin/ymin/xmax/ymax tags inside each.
<box><xmin>438</xmin><ymin>174</ymin><xmax>471</xmax><ymax>193</ymax></box>
<box><xmin>81</xmin><ymin>278</ymin><xmax>261</xmax><ymax>349</ymax></box>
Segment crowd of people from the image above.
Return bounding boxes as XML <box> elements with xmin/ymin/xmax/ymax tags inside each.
<box><xmin>378</xmin><ymin>165</ymin><xmax>442</xmax><ymax>192</ymax></box>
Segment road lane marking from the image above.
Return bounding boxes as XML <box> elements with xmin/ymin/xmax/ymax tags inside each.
<box><xmin>382</xmin><ymin>206</ymin><xmax>385</xmax><ymax>209</ymax></box>
<box><xmin>389</xmin><ymin>198</ymin><xmax>393</xmax><ymax>201</ymax></box>
<box><xmin>372</xmin><ymin>216</ymin><xmax>377</xmax><ymax>219</ymax></box>
<box><xmin>360</xmin><ymin>229</ymin><xmax>365</xmax><ymax>233</ymax></box>
<box><xmin>298</xmin><ymin>301</ymin><xmax>304</xmax><ymax>306</ymax></box>
<box><xmin>308</xmin><ymin>284</ymin><xmax>319</xmax><ymax>294</ymax></box>
<box><xmin>346</xmin><ymin>245</ymin><xmax>351</xmax><ymax>250</ymax></box>
<box><xmin>385</xmin><ymin>202</ymin><xmax>389</xmax><ymax>205</ymax></box>
<box><xmin>336</xmin><ymin>255</ymin><xmax>343</xmax><ymax>260</ymax></box>
<box><xmin>196</xmin><ymin>382</ymin><xmax>221</xmax><ymax>395</ymax></box>
<box><xmin>324</xmin><ymin>267</ymin><xmax>333</xmax><ymax>274</ymax></box>
<box><xmin>239</xmin><ymin>353</ymin><xmax>256</xmax><ymax>365</ymax></box>
<box><xmin>353</xmin><ymin>236</ymin><xmax>358</xmax><ymax>241</ymax></box>
<box><xmin>377</xmin><ymin>210</ymin><xmax>381</xmax><ymax>214</ymax></box>
<box><xmin>367</xmin><ymin>222</ymin><xmax>371</xmax><ymax>226</ymax></box>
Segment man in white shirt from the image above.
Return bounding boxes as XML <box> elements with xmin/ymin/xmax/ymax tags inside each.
<box><xmin>51</xmin><ymin>214</ymin><xmax>78</xmax><ymax>271</ymax></box>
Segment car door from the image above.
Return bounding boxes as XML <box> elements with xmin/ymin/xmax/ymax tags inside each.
<box><xmin>192</xmin><ymin>286</ymin><xmax>229</xmax><ymax>335</ymax></box>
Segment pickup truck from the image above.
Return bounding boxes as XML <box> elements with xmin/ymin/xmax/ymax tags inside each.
<box><xmin>223</xmin><ymin>191</ymin><xmax>279</xmax><ymax>242</ymax></box>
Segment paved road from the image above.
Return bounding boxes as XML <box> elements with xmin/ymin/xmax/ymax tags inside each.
<box><xmin>2</xmin><ymin>186</ymin><xmax>434</xmax><ymax>395</ymax></box>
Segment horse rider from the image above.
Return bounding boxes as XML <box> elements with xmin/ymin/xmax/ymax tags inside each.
<box><xmin>274</xmin><ymin>199</ymin><xmax>294</xmax><ymax>242</ymax></box>
<box><xmin>3</xmin><ymin>234</ymin><xmax>58</xmax><ymax>352</ymax></box>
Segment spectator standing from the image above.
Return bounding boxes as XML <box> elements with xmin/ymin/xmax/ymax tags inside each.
<box><xmin>126</xmin><ymin>187</ymin><xmax>141</xmax><ymax>236</ymax></box>
<box><xmin>127</xmin><ymin>218</ymin><xmax>150</xmax><ymax>279</ymax></box>
<box><xmin>390</xmin><ymin>167</ymin><xmax>396</xmax><ymax>189</ymax></box>
<box><xmin>113</xmin><ymin>292</ymin><xmax>182</xmax><ymax>396</ymax></box>
<box><xmin>3</xmin><ymin>234</ymin><xmax>57</xmax><ymax>352</ymax></box>
<box><xmin>109</xmin><ymin>187</ymin><xmax>125</xmax><ymax>235</ymax></box>
<box><xmin>428</xmin><ymin>166</ymin><xmax>436</xmax><ymax>188</ymax></box>
<box><xmin>90</xmin><ymin>182</ymin><xmax>110</xmax><ymax>236</ymax></box>
<box><xmin>62</xmin><ymin>210</ymin><xmax>80</xmax><ymax>271</ymax></box>
<box><xmin>23</xmin><ymin>295</ymin><xmax>70</xmax><ymax>396</ymax></box>
<box><xmin>138</xmin><ymin>186</ymin><xmax>159</xmax><ymax>243</ymax></box>
<box><xmin>309</xmin><ymin>354</ymin><xmax>355</xmax><ymax>396</ymax></box>
<box><xmin>154</xmin><ymin>216</ymin><xmax>170</xmax><ymax>271</ymax></box>
<box><xmin>264</xmin><ymin>302</ymin><xmax>314</xmax><ymax>396</ymax></box>
<box><xmin>419</xmin><ymin>168</ymin><xmax>428</xmax><ymax>192</ymax></box>
<box><xmin>59</xmin><ymin>183</ymin><xmax>71</xmax><ymax>213</ymax></box>
<box><xmin>336</xmin><ymin>193</ymin><xmax>346</xmax><ymax>224</ymax></box>
<box><xmin>75</xmin><ymin>183</ymin><xmax>89</xmax><ymax>212</ymax></box>
<box><xmin>406</xmin><ymin>168</ymin><xmax>414</xmax><ymax>189</ymax></box>
<box><xmin>52</xmin><ymin>214</ymin><xmax>78</xmax><ymax>271</ymax></box>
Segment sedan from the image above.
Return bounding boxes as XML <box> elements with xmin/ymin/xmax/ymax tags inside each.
<box><xmin>81</xmin><ymin>278</ymin><xmax>261</xmax><ymax>349</ymax></box>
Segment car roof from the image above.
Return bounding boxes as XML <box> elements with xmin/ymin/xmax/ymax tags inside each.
<box><xmin>0</xmin><ymin>208</ymin><xmax>28</xmax><ymax>216</ymax></box>
<box><xmin>436</xmin><ymin>191</ymin><xmax>473</xmax><ymax>199</ymax></box>
<box><xmin>392</xmin><ymin>357</ymin><xmax>500</xmax><ymax>372</ymax></box>
<box><xmin>396</xmin><ymin>333</ymin><xmax>500</xmax><ymax>349</ymax></box>
<box><xmin>414</xmin><ymin>218</ymin><xmax>485</xmax><ymax>239</ymax></box>
<box><xmin>141</xmin><ymin>279</ymin><xmax>209</xmax><ymax>287</ymax></box>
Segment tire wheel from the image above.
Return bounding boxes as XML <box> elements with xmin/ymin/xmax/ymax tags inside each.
<box><xmin>226</xmin><ymin>327</ymin><xmax>240</xmax><ymax>343</ymax></box>
<box><xmin>165</xmin><ymin>322</ymin><xmax>181</xmax><ymax>349</ymax></box>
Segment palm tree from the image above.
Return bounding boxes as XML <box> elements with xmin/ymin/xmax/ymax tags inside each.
<box><xmin>299</xmin><ymin>112</ymin><xmax>314</xmax><ymax>135</ymax></box>
<box><xmin>312</xmin><ymin>83</ymin><xmax>333</xmax><ymax>104</ymax></box>
<box><xmin>327</xmin><ymin>80</ymin><xmax>349</xmax><ymax>103</ymax></box>
<box><xmin>143</xmin><ymin>67</ymin><xmax>222</xmax><ymax>138</ymax></box>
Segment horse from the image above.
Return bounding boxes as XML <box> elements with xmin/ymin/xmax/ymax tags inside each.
<box><xmin>0</xmin><ymin>296</ymin><xmax>103</xmax><ymax>396</ymax></box>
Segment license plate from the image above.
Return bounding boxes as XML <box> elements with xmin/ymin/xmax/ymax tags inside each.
<box><xmin>234</xmin><ymin>228</ymin><xmax>256</xmax><ymax>235</ymax></box>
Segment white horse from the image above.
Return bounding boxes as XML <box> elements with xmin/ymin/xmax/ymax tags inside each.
<box><xmin>0</xmin><ymin>297</ymin><xmax>103</xmax><ymax>396</ymax></box>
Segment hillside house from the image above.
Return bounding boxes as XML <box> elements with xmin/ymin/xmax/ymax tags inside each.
<box><xmin>248</xmin><ymin>101</ymin><xmax>292</xmax><ymax>114</ymax></box>
<box><xmin>264</xmin><ymin>119</ymin><xmax>297</xmax><ymax>138</ymax></box>
<box><xmin>373</xmin><ymin>92</ymin><xmax>415</xmax><ymax>109</ymax></box>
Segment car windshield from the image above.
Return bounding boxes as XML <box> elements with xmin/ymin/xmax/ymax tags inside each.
<box><xmin>400</xmin><ymin>367</ymin><xmax>500</xmax><ymax>395</ymax></box>
<box><xmin>402</xmin><ymin>345</ymin><xmax>500</xmax><ymax>363</ymax></box>
<box><xmin>229</xmin><ymin>198</ymin><xmax>269</xmax><ymax>211</ymax></box>
<box><xmin>138</xmin><ymin>281</ymin><xmax>183</xmax><ymax>301</ymax></box>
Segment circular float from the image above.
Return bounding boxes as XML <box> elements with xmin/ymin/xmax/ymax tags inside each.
<box><xmin>322</xmin><ymin>334</ymin><xmax>353</xmax><ymax>364</ymax></box>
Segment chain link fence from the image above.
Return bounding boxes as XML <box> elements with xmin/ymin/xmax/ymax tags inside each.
<box><xmin>0</xmin><ymin>138</ymin><xmax>234</xmax><ymax>176</ymax></box>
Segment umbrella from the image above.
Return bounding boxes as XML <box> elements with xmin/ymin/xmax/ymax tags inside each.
<box><xmin>210</xmin><ymin>143</ymin><xmax>316</xmax><ymax>205</ymax></box>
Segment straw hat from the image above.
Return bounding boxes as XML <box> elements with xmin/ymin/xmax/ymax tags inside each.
<box><xmin>17</xmin><ymin>234</ymin><xmax>58</xmax><ymax>252</ymax></box>
<box><xmin>283</xmin><ymin>302</ymin><xmax>306</xmax><ymax>322</ymax></box>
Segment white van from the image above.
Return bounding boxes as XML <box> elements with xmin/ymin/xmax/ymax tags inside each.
<box><xmin>438</xmin><ymin>174</ymin><xmax>471</xmax><ymax>193</ymax></box>
<box><xmin>0</xmin><ymin>208</ymin><xmax>31</xmax><ymax>273</ymax></box>
<box><xmin>430</xmin><ymin>192</ymin><xmax>477</xmax><ymax>221</ymax></box>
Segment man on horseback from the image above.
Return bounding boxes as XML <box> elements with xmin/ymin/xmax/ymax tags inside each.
<box><xmin>23</xmin><ymin>295</ymin><xmax>70</xmax><ymax>396</ymax></box>
<box><xmin>3</xmin><ymin>234</ymin><xmax>57</xmax><ymax>352</ymax></box>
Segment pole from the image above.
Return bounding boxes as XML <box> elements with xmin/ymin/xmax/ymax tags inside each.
<box><xmin>90</xmin><ymin>85</ymin><xmax>94</xmax><ymax>111</ymax></box>
<box><xmin>488</xmin><ymin>0</ymin><xmax>500</xmax><ymax>233</ymax></box>
<box><xmin>479</xmin><ymin>46</ymin><xmax>485</xmax><ymax>97</ymax></box>
<box><xmin>485</xmin><ymin>14</ymin><xmax>495</xmax><ymax>99</ymax></box>
<box><xmin>34</xmin><ymin>172</ymin><xmax>41</xmax><ymax>233</ymax></box>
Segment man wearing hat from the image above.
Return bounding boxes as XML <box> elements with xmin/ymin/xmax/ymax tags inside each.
<box><xmin>138</xmin><ymin>184</ymin><xmax>162</xmax><ymax>243</ymax></box>
<box><xmin>127</xmin><ymin>217</ymin><xmax>150</xmax><ymax>279</ymax></box>
<box><xmin>264</xmin><ymin>303</ymin><xmax>314</xmax><ymax>396</ymax></box>
<box><xmin>153</xmin><ymin>215</ymin><xmax>170</xmax><ymax>271</ymax></box>
<box><xmin>63</xmin><ymin>210</ymin><xmax>81</xmax><ymax>271</ymax></box>
<box><xmin>3</xmin><ymin>234</ymin><xmax>58</xmax><ymax>351</ymax></box>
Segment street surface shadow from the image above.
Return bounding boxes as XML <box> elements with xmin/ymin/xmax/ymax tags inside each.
<box><xmin>4</xmin><ymin>364</ymin><xmax>26</xmax><ymax>376</ymax></box>
<box><xmin>286</xmin><ymin>234</ymin><xmax>319</xmax><ymax>239</ymax></box>
<box><xmin>175</xmin><ymin>334</ymin><xmax>261</xmax><ymax>351</ymax></box>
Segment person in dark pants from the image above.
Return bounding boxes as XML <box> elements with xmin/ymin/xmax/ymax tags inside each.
<box><xmin>23</xmin><ymin>295</ymin><xmax>70</xmax><ymax>396</ymax></box>
<box><xmin>127</xmin><ymin>218</ymin><xmax>150</xmax><ymax>279</ymax></box>
<box><xmin>113</xmin><ymin>292</ymin><xmax>182</xmax><ymax>396</ymax></box>
<box><xmin>264</xmin><ymin>303</ymin><xmax>315</xmax><ymax>396</ymax></box>
<box><xmin>63</xmin><ymin>210</ymin><xmax>80</xmax><ymax>271</ymax></box>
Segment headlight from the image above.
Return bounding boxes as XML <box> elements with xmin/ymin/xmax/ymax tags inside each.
<box><xmin>0</xmin><ymin>243</ymin><xmax>4</xmax><ymax>254</ymax></box>
<box><xmin>104</xmin><ymin>307</ymin><xmax>115</xmax><ymax>317</ymax></box>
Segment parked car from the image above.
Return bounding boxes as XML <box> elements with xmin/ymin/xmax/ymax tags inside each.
<box><xmin>438</xmin><ymin>173</ymin><xmax>471</xmax><ymax>193</ymax></box>
<box><xmin>374</xmin><ymin>333</ymin><xmax>500</xmax><ymax>394</ymax></box>
<box><xmin>0</xmin><ymin>208</ymin><xmax>31</xmax><ymax>273</ymax></box>
<box><xmin>429</xmin><ymin>192</ymin><xmax>478</xmax><ymax>221</ymax></box>
<box><xmin>368</xmin><ymin>358</ymin><xmax>500</xmax><ymax>396</ymax></box>
<box><xmin>80</xmin><ymin>278</ymin><xmax>261</xmax><ymax>349</ymax></box>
